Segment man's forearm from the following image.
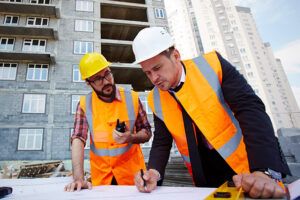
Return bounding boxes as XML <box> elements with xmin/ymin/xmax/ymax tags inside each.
<box><xmin>71</xmin><ymin>138</ymin><xmax>85</xmax><ymax>180</ymax></box>
<box><xmin>130</xmin><ymin>128</ymin><xmax>151</xmax><ymax>144</ymax></box>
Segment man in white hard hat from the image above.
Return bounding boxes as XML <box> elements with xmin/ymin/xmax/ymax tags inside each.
<box><xmin>132</xmin><ymin>27</ymin><xmax>290</xmax><ymax>199</ymax></box>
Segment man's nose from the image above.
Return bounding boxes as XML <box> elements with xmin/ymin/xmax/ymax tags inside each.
<box><xmin>152</xmin><ymin>72</ymin><xmax>160</xmax><ymax>83</ymax></box>
<box><xmin>102</xmin><ymin>76</ymin><xmax>111</xmax><ymax>84</ymax></box>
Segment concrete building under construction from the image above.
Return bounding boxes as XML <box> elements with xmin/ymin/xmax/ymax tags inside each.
<box><xmin>0</xmin><ymin>0</ymin><xmax>168</xmax><ymax>161</ymax></box>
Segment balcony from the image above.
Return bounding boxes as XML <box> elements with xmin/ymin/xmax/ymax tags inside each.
<box><xmin>0</xmin><ymin>2</ymin><xmax>60</xmax><ymax>18</ymax></box>
<box><xmin>101</xmin><ymin>2</ymin><xmax>147</xmax><ymax>22</ymax></box>
<box><xmin>0</xmin><ymin>52</ymin><xmax>55</xmax><ymax>64</ymax></box>
<box><xmin>99</xmin><ymin>0</ymin><xmax>151</xmax><ymax>91</ymax></box>
<box><xmin>108</xmin><ymin>0</ymin><xmax>145</xmax><ymax>4</ymax></box>
<box><xmin>101</xmin><ymin>40</ymin><xmax>133</xmax><ymax>63</ymax></box>
<box><xmin>101</xmin><ymin>21</ymin><xmax>148</xmax><ymax>41</ymax></box>
<box><xmin>0</xmin><ymin>25</ymin><xmax>58</xmax><ymax>40</ymax></box>
<box><xmin>110</xmin><ymin>63</ymin><xmax>153</xmax><ymax>91</ymax></box>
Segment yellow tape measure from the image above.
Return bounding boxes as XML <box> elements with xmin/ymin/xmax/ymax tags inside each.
<box><xmin>205</xmin><ymin>181</ymin><xmax>244</xmax><ymax>200</ymax></box>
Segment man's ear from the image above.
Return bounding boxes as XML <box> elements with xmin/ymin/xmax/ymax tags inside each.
<box><xmin>173</xmin><ymin>49</ymin><xmax>181</xmax><ymax>62</ymax></box>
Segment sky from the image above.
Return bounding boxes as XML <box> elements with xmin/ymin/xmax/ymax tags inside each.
<box><xmin>235</xmin><ymin>0</ymin><xmax>300</xmax><ymax>107</ymax></box>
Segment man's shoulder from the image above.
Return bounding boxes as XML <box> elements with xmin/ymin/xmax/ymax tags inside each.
<box><xmin>117</xmin><ymin>86</ymin><xmax>135</xmax><ymax>94</ymax></box>
<box><xmin>182</xmin><ymin>51</ymin><xmax>219</xmax><ymax>66</ymax></box>
<box><xmin>203</xmin><ymin>50</ymin><xmax>218</xmax><ymax>56</ymax></box>
<box><xmin>117</xmin><ymin>87</ymin><xmax>141</xmax><ymax>102</ymax></box>
<box><xmin>202</xmin><ymin>50</ymin><xmax>220</xmax><ymax>61</ymax></box>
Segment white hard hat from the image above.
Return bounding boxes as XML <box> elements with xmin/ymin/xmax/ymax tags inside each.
<box><xmin>132</xmin><ymin>27</ymin><xmax>175</xmax><ymax>64</ymax></box>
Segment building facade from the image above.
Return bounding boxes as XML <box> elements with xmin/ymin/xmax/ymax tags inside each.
<box><xmin>234</xmin><ymin>6</ymin><xmax>300</xmax><ymax>129</ymax></box>
<box><xmin>164</xmin><ymin>0</ymin><xmax>203</xmax><ymax>59</ymax></box>
<box><xmin>0</xmin><ymin>0</ymin><xmax>168</xmax><ymax>161</ymax></box>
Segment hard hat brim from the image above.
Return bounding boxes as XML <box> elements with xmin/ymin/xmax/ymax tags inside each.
<box><xmin>132</xmin><ymin>45</ymin><xmax>173</xmax><ymax>65</ymax></box>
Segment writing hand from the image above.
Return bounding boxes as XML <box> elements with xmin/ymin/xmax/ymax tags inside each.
<box><xmin>134</xmin><ymin>169</ymin><xmax>160</xmax><ymax>193</ymax></box>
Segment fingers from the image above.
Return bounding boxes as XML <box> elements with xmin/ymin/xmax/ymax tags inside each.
<box><xmin>261</xmin><ymin>182</ymin><xmax>275</xmax><ymax>199</ymax></box>
<box><xmin>64</xmin><ymin>180</ymin><xmax>92</xmax><ymax>192</ymax></box>
<box><xmin>134</xmin><ymin>171</ymin><xmax>146</xmax><ymax>192</ymax></box>
<box><xmin>144</xmin><ymin>181</ymin><xmax>157</xmax><ymax>193</ymax></box>
<box><xmin>113</xmin><ymin>130</ymin><xmax>131</xmax><ymax>144</ymax></box>
<box><xmin>76</xmin><ymin>181</ymin><xmax>82</xmax><ymax>192</ymax></box>
<box><xmin>113</xmin><ymin>131</ymin><xmax>121</xmax><ymax>140</ymax></box>
<box><xmin>252</xmin><ymin>181</ymin><xmax>285</xmax><ymax>198</ymax></box>
<box><xmin>64</xmin><ymin>182</ymin><xmax>78</xmax><ymax>192</ymax></box>
<box><xmin>134</xmin><ymin>170</ymin><xmax>157</xmax><ymax>193</ymax></box>
<box><xmin>240</xmin><ymin>174</ymin><xmax>255</xmax><ymax>193</ymax></box>
<box><xmin>272</xmin><ymin>185</ymin><xmax>285</xmax><ymax>198</ymax></box>
<box><xmin>64</xmin><ymin>183</ymin><xmax>69</xmax><ymax>191</ymax></box>
<box><xmin>85</xmin><ymin>181</ymin><xmax>93</xmax><ymax>190</ymax></box>
<box><xmin>232</xmin><ymin>174</ymin><xmax>242</xmax><ymax>188</ymax></box>
<box><xmin>113</xmin><ymin>131</ymin><xmax>123</xmax><ymax>143</ymax></box>
<box><xmin>113</xmin><ymin>130</ymin><xmax>123</xmax><ymax>137</ymax></box>
<box><xmin>237</xmin><ymin>173</ymin><xmax>285</xmax><ymax>199</ymax></box>
<box><xmin>247</xmin><ymin>177</ymin><xmax>264</xmax><ymax>198</ymax></box>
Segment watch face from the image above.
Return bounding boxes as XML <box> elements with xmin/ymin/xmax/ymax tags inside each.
<box><xmin>267</xmin><ymin>168</ymin><xmax>282</xmax><ymax>180</ymax></box>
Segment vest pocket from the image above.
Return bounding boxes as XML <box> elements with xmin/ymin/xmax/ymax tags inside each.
<box><xmin>108</xmin><ymin>119</ymin><xmax>135</xmax><ymax>133</ymax></box>
<box><xmin>93</xmin><ymin>131</ymin><xmax>110</xmax><ymax>143</ymax></box>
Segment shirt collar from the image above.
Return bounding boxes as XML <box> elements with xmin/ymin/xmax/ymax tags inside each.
<box><xmin>170</xmin><ymin>64</ymin><xmax>185</xmax><ymax>89</ymax></box>
<box><xmin>169</xmin><ymin>63</ymin><xmax>186</xmax><ymax>93</ymax></box>
<box><xmin>178</xmin><ymin>64</ymin><xmax>186</xmax><ymax>85</ymax></box>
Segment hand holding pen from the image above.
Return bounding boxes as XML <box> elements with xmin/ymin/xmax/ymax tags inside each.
<box><xmin>134</xmin><ymin>169</ymin><xmax>160</xmax><ymax>193</ymax></box>
<box><xmin>140</xmin><ymin>169</ymin><xmax>147</xmax><ymax>189</ymax></box>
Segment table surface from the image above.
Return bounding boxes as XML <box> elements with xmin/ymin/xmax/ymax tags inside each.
<box><xmin>1</xmin><ymin>177</ymin><xmax>216</xmax><ymax>200</ymax></box>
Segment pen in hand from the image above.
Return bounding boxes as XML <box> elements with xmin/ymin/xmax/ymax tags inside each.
<box><xmin>140</xmin><ymin>169</ymin><xmax>147</xmax><ymax>189</ymax></box>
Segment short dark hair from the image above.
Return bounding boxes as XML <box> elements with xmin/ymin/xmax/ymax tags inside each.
<box><xmin>159</xmin><ymin>46</ymin><xmax>175</xmax><ymax>58</ymax></box>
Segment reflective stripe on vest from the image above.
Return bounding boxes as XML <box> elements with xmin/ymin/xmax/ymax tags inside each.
<box><xmin>90</xmin><ymin>142</ymin><xmax>133</xmax><ymax>157</ymax></box>
<box><xmin>154</xmin><ymin>88</ymin><xmax>164</xmax><ymax>121</ymax></box>
<box><xmin>152</xmin><ymin>55</ymin><xmax>242</xmax><ymax>162</ymax></box>
<box><xmin>85</xmin><ymin>91</ymin><xmax>136</xmax><ymax>157</ymax></box>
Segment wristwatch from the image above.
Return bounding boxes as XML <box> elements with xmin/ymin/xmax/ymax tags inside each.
<box><xmin>258</xmin><ymin>168</ymin><xmax>282</xmax><ymax>181</ymax></box>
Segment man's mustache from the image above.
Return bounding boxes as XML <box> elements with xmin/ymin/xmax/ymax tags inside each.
<box><xmin>102</xmin><ymin>84</ymin><xmax>113</xmax><ymax>91</ymax></box>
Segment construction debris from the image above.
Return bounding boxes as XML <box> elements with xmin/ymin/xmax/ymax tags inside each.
<box><xmin>0</xmin><ymin>161</ymin><xmax>72</xmax><ymax>179</ymax></box>
<box><xmin>18</xmin><ymin>161</ymin><xmax>70</xmax><ymax>178</ymax></box>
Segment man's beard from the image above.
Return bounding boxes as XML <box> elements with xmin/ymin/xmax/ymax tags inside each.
<box><xmin>92</xmin><ymin>84</ymin><xmax>116</xmax><ymax>102</ymax></box>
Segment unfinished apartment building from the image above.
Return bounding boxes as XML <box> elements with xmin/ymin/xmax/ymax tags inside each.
<box><xmin>0</xmin><ymin>0</ymin><xmax>168</xmax><ymax>162</ymax></box>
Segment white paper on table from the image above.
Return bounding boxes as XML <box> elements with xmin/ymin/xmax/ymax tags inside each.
<box><xmin>0</xmin><ymin>177</ymin><xmax>215</xmax><ymax>200</ymax></box>
<box><xmin>287</xmin><ymin>179</ymin><xmax>300</xmax><ymax>200</ymax></box>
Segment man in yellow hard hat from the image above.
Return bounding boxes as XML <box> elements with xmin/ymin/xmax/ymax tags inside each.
<box><xmin>132</xmin><ymin>27</ymin><xmax>290</xmax><ymax>199</ymax></box>
<box><xmin>64</xmin><ymin>52</ymin><xmax>152</xmax><ymax>191</ymax></box>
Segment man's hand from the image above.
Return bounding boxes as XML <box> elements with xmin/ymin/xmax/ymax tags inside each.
<box><xmin>134</xmin><ymin>169</ymin><xmax>160</xmax><ymax>193</ymax></box>
<box><xmin>113</xmin><ymin>130</ymin><xmax>132</xmax><ymax>144</ymax></box>
<box><xmin>232</xmin><ymin>171</ymin><xmax>285</xmax><ymax>199</ymax></box>
<box><xmin>64</xmin><ymin>179</ymin><xmax>92</xmax><ymax>192</ymax></box>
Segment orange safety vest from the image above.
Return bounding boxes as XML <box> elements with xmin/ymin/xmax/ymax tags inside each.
<box><xmin>148</xmin><ymin>51</ymin><xmax>249</xmax><ymax>180</ymax></box>
<box><xmin>80</xmin><ymin>87</ymin><xmax>146</xmax><ymax>186</ymax></box>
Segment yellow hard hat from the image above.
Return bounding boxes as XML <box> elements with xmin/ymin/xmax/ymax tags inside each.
<box><xmin>79</xmin><ymin>52</ymin><xmax>111</xmax><ymax>80</ymax></box>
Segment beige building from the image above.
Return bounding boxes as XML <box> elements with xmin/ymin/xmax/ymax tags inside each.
<box><xmin>164</xmin><ymin>0</ymin><xmax>300</xmax><ymax>131</ymax></box>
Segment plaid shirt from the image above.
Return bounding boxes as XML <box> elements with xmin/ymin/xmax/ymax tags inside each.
<box><xmin>71</xmin><ymin>90</ymin><xmax>151</xmax><ymax>145</ymax></box>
